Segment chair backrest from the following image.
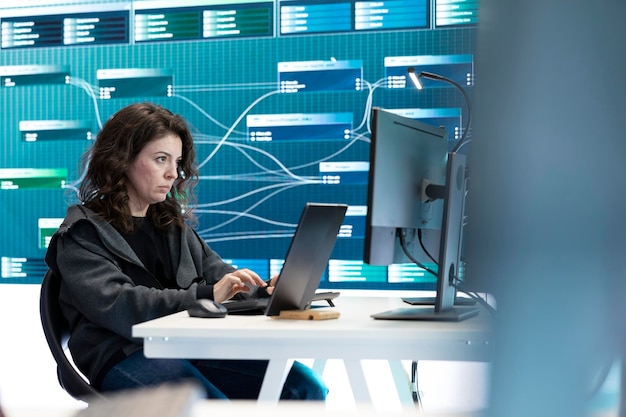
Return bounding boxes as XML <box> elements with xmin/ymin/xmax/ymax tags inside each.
<box><xmin>39</xmin><ymin>269</ymin><xmax>102</xmax><ymax>401</ymax></box>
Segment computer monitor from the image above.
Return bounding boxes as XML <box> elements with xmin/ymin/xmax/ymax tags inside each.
<box><xmin>364</xmin><ymin>107</ymin><xmax>479</xmax><ymax>321</ymax></box>
<box><xmin>364</xmin><ymin>108</ymin><xmax>447</xmax><ymax>267</ymax></box>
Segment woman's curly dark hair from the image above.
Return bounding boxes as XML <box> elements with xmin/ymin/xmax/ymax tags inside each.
<box><xmin>78</xmin><ymin>102</ymin><xmax>198</xmax><ymax>233</ymax></box>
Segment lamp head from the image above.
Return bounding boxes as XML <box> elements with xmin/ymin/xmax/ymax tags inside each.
<box><xmin>407</xmin><ymin>67</ymin><xmax>423</xmax><ymax>90</ymax></box>
<box><xmin>405</xmin><ymin>68</ymin><xmax>472</xmax><ymax>154</ymax></box>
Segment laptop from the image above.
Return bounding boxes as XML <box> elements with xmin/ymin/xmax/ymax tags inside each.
<box><xmin>221</xmin><ymin>202</ymin><xmax>348</xmax><ymax>316</ymax></box>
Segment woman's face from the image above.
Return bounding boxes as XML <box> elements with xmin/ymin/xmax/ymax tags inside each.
<box><xmin>126</xmin><ymin>133</ymin><xmax>183</xmax><ymax>217</ymax></box>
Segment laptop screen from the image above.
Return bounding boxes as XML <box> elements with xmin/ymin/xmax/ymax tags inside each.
<box><xmin>265</xmin><ymin>203</ymin><xmax>347</xmax><ymax>316</ymax></box>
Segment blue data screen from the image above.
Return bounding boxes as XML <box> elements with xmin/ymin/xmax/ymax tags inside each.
<box><xmin>0</xmin><ymin>0</ymin><xmax>476</xmax><ymax>288</ymax></box>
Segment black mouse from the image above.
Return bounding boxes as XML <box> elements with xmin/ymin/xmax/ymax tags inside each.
<box><xmin>187</xmin><ymin>299</ymin><xmax>228</xmax><ymax>318</ymax></box>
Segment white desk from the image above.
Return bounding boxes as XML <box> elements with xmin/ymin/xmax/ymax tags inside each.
<box><xmin>132</xmin><ymin>296</ymin><xmax>494</xmax><ymax>403</ymax></box>
<box><xmin>3</xmin><ymin>402</ymin><xmax>488</xmax><ymax>417</ymax></box>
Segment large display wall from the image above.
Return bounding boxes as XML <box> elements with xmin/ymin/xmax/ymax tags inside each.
<box><xmin>0</xmin><ymin>0</ymin><xmax>477</xmax><ymax>287</ymax></box>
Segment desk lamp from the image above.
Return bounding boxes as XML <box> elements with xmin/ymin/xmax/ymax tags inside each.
<box><xmin>407</xmin><ymin>67</ymin><xmax>472</xmax><ymax>153</ymax></box>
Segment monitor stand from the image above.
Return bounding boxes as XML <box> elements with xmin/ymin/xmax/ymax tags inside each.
<box><xmin>372</xmin><ymin>153</ymin><xmax>481</xmax><ymax>322</ymax></box>
<box><xmin>402</xmin><ymin>296</ymin><xmax>476</xmax><ymax>306</ymax></box>
<box><xmin>370</xmin><ymin>305</ymin><xmax>480</xmax><ymax>322</ymax></box>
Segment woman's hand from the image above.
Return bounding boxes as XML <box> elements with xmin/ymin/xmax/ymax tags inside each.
<box><xmin>213</xmin><ymin>268</ymin><xmax>266</xmax><ymax>303</ymax></box>
<box><xmin>264</xmin><ymin>274</ymin><xmax>279</xmax><ymax>296</ymax></box>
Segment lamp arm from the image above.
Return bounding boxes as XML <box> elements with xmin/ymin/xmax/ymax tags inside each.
<box><xmin>418</xmin><ymin>71</ymin><xmax>472</xmax><ymax>154</ymax></box>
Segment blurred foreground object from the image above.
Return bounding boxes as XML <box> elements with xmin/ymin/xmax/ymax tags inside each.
<box><xmin>465</xmin><ymin>1</ymin><xmax>626</xmax><ymax>417</ymax></box>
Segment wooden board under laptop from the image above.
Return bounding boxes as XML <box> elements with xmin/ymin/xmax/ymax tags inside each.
<box><xmin>276</xmin><ymin>308</ymin><xmax>341</xmax><ymax>320</ymax></box>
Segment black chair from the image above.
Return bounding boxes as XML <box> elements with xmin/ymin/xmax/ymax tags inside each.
<box><xmin>40</xmin><ymin>269</ymin><xmax>103</xmax><ymax>401</ymax></box>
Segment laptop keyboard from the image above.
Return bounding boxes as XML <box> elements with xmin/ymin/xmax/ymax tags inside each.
<box><xmin>221</xmin><ymin>298</ymin><xmax>268</xmax><ymax>314</ymax></box>
<box><xmin>221</xmin><ymin>291</ymin><xmax>340</xmax><ymax>315</ymax></box>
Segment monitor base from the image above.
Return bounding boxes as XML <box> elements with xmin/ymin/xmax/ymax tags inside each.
<box><xmin>402</xmin><ymin>296</ymin><xmax>477</xmax><ymax>306</ymax></box>
<box><xmin>371</xmin><ymin>306</ymin><xmax>480</xmax><ymax>322</ymax></box>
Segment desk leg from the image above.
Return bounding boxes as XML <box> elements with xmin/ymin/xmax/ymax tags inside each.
<box><xmin>344</xmin><ymin>359</ymin><xmax>371</xmax><ymax>403</ymax></box>
<box><xmin>312</xmin><ymin>359</ymin><xmax>327</xmax><ymax>376</ymax></box>
<box><xmin>258</xmin><ymin>358</ymin><xmax>293</xmax><ymax>403</ymax></box>
<box><xmin>389</xmin><ymin>360</ymin><xmax>413</xmax><ymax>405</ymax></box>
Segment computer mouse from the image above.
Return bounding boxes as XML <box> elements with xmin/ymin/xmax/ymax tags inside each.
<box><xmin>187</xmin><ymin>299</ymin><xmax>228</xmax><ymax>318</ymax></box>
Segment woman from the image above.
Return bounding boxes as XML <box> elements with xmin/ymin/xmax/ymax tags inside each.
<box><xmin>44</xmin><ymin>102</ymin><xmax>327</xmax><ymax>400</ymax></box>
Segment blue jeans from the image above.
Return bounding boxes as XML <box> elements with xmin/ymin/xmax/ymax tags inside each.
<box><xmin>100</xmin><ymin>351</ymin><xmax>328</xmax><ymax>400</ymax></box>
